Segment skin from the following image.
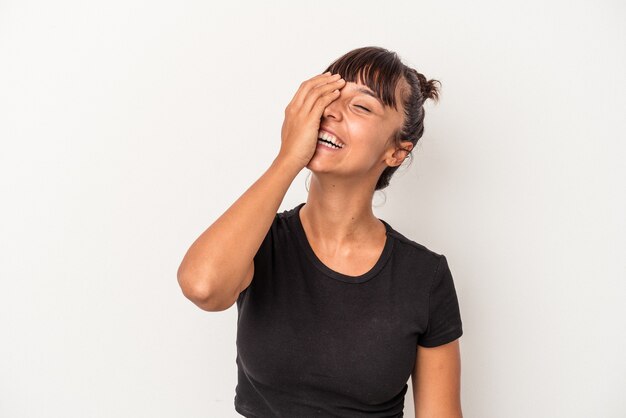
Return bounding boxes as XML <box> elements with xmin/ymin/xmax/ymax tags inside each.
<box><xmin>412</xmin><ymin>339</ymin><xmax>463</xmax><ymax>417</ymax></box>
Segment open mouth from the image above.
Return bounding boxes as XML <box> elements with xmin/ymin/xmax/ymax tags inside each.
<box><xmin>317</xmin><ymin>129</ymin><xmax>345</xmax><ymax>149</ymax></box>
<box><xmin>317</xmin><ymin>138</ymin><xmax>343</xmax><ymax>149</ymax></box>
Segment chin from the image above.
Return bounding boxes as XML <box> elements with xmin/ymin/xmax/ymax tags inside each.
<box><xmin>306</xmin><ymin>160</ymin><xmax>332</xmax><ymax>173</ymax></box>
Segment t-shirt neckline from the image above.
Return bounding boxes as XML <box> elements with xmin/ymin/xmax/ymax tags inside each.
<box><xmin>292</xmin><ymin>202</ymin><xmax>394</xmax><ymax>284</ymax></box>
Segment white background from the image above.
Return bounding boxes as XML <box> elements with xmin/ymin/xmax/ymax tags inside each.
<box><xmin>1</xmin><ymin>0</ymin><xmax>624</xmax><ymax>417</ymax></box>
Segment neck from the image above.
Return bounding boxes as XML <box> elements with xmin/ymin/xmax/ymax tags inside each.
<box><xmin>300</xmin><ymin>174</ymin><xmax>382</xmax><ymax>247</ymax></box>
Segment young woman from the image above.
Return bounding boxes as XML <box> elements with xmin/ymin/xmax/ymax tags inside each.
<box><xmin>177</xmin><ymin>46</ymin><xmax>464</xmax><ymax>417</ymax></box>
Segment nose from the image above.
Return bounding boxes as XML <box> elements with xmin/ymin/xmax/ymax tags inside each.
<box><xmin>322</xmin><ymin>90</ymin><xmax>344</xmax><ymax>121</ymax></box>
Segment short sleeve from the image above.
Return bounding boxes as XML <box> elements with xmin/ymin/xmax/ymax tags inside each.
<box><xmin>237</xmin><ymin>213</ymin><xmax>278</xmax><ymax>302</ymax></box>
<box><xmin>252</xmin><ymin>214</ymin><xmax>277</xmax><ymax>267</ymax></box>
<box><xmin>418</xmin><ymin>255</ymin><xmax>463</xmax><ymax>347</ymax></box>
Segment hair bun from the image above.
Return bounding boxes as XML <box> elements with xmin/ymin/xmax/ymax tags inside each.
<box><xmin>416</xmin><ymin>72</ymin><xmax>441</xmax><ymax>103</ymax></box>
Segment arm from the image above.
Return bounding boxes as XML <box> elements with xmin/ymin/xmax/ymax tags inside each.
<box><xmin>176</xmin><ymin>71</ymin><xmax>345</xmax><ymax>312</ymax></box>
<box><xmin>412</xmin><ymin>338</ymin><xmax>463</xmax><ymax>418</ymax></box>
<box><xmin>176</xmin><ymin>156</ymin><xmax>301</xmax><ymax>311</ymax></box>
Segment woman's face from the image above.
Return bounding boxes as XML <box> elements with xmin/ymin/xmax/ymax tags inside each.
<box><xmin>306</xmin><ymin>76</ymin><xmax>412</xmax><ymax>183</ymax></box>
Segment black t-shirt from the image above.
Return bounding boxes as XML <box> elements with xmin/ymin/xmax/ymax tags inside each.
<box><xmin>234</xmin><ymin>202</ymin><xmax>463</xmax><ymax>417</ymax></box>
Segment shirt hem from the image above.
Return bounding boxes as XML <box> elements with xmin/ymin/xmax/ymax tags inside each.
<box><xmin>235</xmin><ymin>403</ymin><xmax>261</xmax><ymax>418</ymax></box>
<box><xmin>418</xmin><ymin>328</ymin><xmax>463</xmax><ymax>348</ymax></box>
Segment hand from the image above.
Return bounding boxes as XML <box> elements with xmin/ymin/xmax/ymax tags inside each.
<box><xmin>277</xmin><ymin>72</ymin><xmax>345</xmax><ymax>170</ymax></box>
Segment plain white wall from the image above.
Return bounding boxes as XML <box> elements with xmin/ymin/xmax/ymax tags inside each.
<box><xmin>1</xmin><ymin>0</ymin><xmax>624</xmax><ymax>417</ymax></box>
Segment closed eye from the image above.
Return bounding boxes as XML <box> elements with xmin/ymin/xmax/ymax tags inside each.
<box><xmin>355</xmin><ymin>105</ymin><xmax>370</xmax><ymax>112</ymax></box>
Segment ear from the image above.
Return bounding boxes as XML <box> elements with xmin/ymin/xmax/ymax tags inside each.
<box><xmin>386</xmin><ymin>140</ymin><xmax>414</xmax><ymax>167</ymax></box>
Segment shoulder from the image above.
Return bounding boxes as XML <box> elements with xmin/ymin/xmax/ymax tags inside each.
<box><xmin>278</xmin><ymin>203</ymin><xmax>302</xmax><ymax>220</ymax></box>
<box><xmin>383</xmin><ymin>221</ymin><xmax>446</xmax><ymax>266</ymax></box>
<box><xmin>257</xmin><ymin>204</ymin><xmax>305</xmax><ymax>245</ymax></box>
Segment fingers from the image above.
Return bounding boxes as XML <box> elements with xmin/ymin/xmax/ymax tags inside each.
<box><xmin>288</xmin><ymin>72</ymin><xmax>342</xmax><ymax>110</ymax></box>
<box><xmin>301</xmin><ymin>77</ymin><xmax>345</xmax><ymax>114</ymax></box>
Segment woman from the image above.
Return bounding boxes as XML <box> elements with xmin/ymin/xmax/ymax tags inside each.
<box><xmin>177</xmin><ymin>46</ymin><xmax>464</xmax><ymax>417</ymax></box>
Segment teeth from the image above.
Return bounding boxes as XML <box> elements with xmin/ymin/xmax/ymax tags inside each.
<box><xmin>317</xmin><ymin>131</ymin><xmax>344</xmax><ymax>148</ymax></box>
<box><xmin>317</xmin><ymin>139</ymin><xmax>340</xmax><ymax>149</ymax></box>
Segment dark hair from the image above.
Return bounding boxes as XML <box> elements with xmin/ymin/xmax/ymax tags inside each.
<box><xmin>322</xmin><ymin>46</ymin><xmax>441</xmax><ymax>190</ymax></box>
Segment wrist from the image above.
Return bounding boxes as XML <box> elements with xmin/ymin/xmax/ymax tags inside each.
<box><xmin>272</xmin><ymin>155</ymin><xmax>304</xmax><ymax>177</ymax></box>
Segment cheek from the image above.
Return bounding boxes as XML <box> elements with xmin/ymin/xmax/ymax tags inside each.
<box><xmin>352</xmin><ymin>136</ymin><xmax>389</xmax><ymax>167</ymax></box>
<box><xmin>344</xmin><ymin>122</ymin><xmax>389</xmax><ymax>161</ymax></box>
<box><xmin>351</xmin><ymin>123</ymin><xmax>385</xmax><ymax>145</ymax></box>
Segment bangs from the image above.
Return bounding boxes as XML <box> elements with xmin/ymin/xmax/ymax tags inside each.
<box><xmin>322</xmin><ymin>47</ymin><xmax>405</xmax><ymax>111</ymax></box>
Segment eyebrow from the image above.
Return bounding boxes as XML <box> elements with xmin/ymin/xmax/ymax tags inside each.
<box><xmin>355</xmin><ymin>87</ymin><xmax>384</xmax><ymax>107</ymax></box>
